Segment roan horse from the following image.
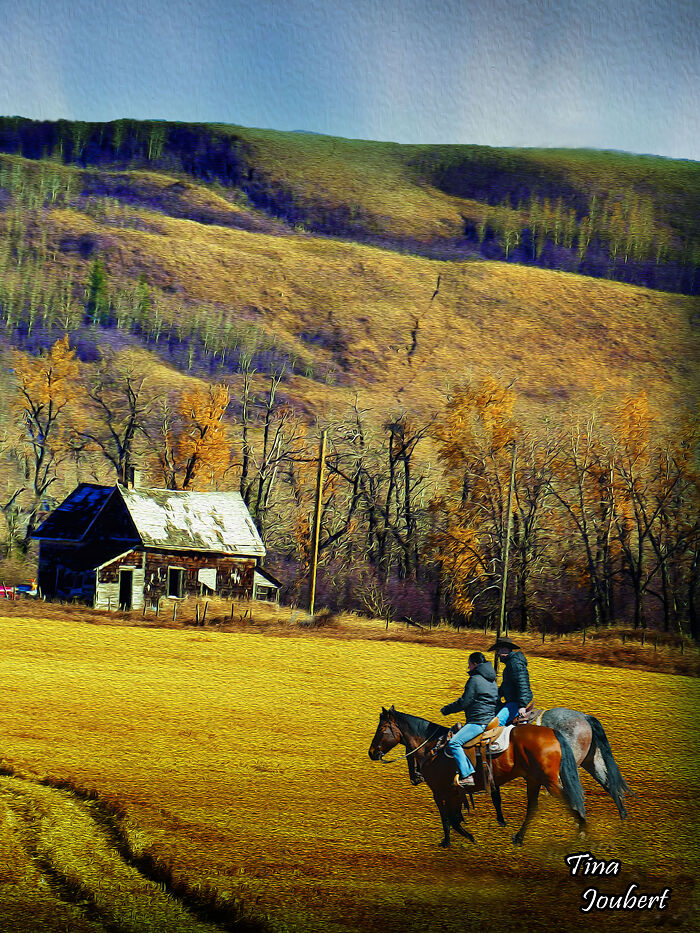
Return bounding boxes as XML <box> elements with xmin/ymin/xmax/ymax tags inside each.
<box><xmin>369</xmin><ymin>706</ymin><xmax>587</xmax><ymax>847</ymax></box>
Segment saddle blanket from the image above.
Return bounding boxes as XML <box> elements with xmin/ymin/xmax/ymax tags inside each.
<box><xmin>483</xmin><ymin>724</ymin><xmax>515</xmax><ymax>755</ymax></box>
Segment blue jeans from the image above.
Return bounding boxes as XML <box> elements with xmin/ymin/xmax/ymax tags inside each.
<box><xmin>497</xmin><ymin>702</ymin><xmax>520</xmax><ymax>726</ymax></box>
<box><xmin>445</xmin><ymin>723</ymin><xmax>485</xmax><ymax>778</ymax></box>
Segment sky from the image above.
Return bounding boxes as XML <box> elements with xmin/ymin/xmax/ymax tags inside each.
<box><xmin>0</xmin><ymin>0</ymin><xmax>698</xmax><ymax>160</ymax></box>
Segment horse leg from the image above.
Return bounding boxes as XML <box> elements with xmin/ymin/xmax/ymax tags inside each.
<box><xmin>433</xmin><ymin>793</ymin><xmax>452</xmax><ymax>848</ymax></box>
<box><xmin>512</xmin><ymin>779</ymin><xmax>540</xmax><ymax>846</ymax></box>
<box><xmin>446</xmin><ymin>789</ymin><xmax>475</xmax><ymax>842</ymax></box>
<box><xmin>491</xmin><ymin>786</ymin><xmax>507</xmax><ymax>827</ymax></box>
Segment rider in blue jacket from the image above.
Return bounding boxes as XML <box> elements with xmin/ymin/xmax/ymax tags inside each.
<box><xmin>440</xmin><ymin>651</ymin><xmax>498</xmax><ymax>788</ymax></box>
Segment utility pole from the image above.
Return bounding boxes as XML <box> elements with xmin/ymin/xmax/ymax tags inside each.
<box><xmin>309</xmin><ymin>429</ymin><xmax>327</xmax><ymax>616</ymax></box>
<box><xmin>495</xmin><ymin>441</ymin><xmax>517</xmax><ymax>672</ymax></box>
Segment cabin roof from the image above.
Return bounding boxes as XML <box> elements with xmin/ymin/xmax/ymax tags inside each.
<box><xmin>254</xmin><ymin>568</ymin><xmax>282</xmax><ymax>588</ymax></box>
<box><xmin>34</xmin><ymin>483</ymin><xmax>265</xmax><ymax>557</ymax></box>
<box><xmin>117</xmin><ymin>486</ymin><xmax>265</xmax><ymax>556</ymax></box>
<box><xmin>32</xmin><ymin>484</ymin><xmax>114</xmax><ymax>540</ymax></box>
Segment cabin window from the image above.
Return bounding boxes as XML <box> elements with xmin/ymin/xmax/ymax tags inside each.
<box><xmin>167</xmin><ymin>567</ymin><xmax>184</xmax><ymax>598</ymax></box>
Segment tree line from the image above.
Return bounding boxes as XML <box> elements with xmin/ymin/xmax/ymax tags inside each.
<box><xmin>464</xmin><ymin>193</ymin><xmax>698</xmax><ymax>294</ymax></box>
<box><xmin>2</xmin><ymin>340</ymin><xmax>697</xmax><ymax>640</ymax></box>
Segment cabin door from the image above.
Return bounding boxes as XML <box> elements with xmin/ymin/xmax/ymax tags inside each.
<box><xmin>119</xmin><ymin>569</ymin><xmax>134</xmax><ymax>611</ymax></box>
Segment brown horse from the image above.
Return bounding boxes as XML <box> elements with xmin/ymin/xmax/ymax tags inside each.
<box><xmin>369</xmin><ymin>705</ymin><xmax>586</xmax><ymax>847</ymax></box>
<box><xmin>393</xmin><ymin>706</ymin><xmax>633</xmax><ymax>825</ymax></box>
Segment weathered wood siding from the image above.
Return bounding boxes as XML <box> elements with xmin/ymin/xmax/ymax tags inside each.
<box><xmin>96</xmin><ymin>550</ymin><xmax>145</xmax><ymax>611</ymax></box>
<box><xmin>143</xmin><ymin>550</ymin><xmax>255</xmax><ymax>602</ymax></box>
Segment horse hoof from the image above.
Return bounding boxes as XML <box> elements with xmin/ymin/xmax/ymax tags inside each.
<box><xmin>511</xmin><ymin>834</ymin><xmax>523</xmax><ymax>846</ymax></box>
<box><xmin>439</xmin><ymin>840</ymin><xmax>450</xmax><ymax>848</ymax></box>
<box><xmin>498</xmin><ymin>819</ymin><xmax>507</xmax><ymax>827</ymax></box>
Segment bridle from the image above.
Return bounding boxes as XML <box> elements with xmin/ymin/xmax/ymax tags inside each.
<box><xmin>376</xmin><ymin>716</ymin><xmax>443</xmax><ymax>764</ymax></box>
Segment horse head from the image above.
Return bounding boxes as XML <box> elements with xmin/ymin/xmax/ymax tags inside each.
<box><xmin>368</xmin><ymin>705</ymin><xmax>402</xmax><ymax>761</ymax></box>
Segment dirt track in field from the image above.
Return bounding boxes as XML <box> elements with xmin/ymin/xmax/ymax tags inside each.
<box><xmin>0</xmin><ymin>770</ymin><xmax>261</xmax><ymax>933</ymax></box>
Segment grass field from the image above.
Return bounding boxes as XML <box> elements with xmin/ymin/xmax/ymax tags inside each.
<box><xmin>0</xmin><ymin>614</ymin><xmax>698</xmax><ymax>932</ymax></box>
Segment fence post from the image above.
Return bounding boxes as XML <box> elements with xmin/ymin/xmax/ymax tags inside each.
<box><xmin>173</xmin><ymin>602</ymin><xmax>177</xmax><ymax>622</ymax></box>
<box><xmin>195</xmin><ymin>604</ymin><xmax>200</xmax><ymax>625</ymax></box>
<box><xmin>202</xmin><ymin>602</ymin><xmax>208</xmax><ymax>624</ymax></box>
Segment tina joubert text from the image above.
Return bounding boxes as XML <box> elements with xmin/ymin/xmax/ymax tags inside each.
<box><xmin>566</xmin><ymin>852</ymin><xmax>671</xmax><ymax>913</ymax></box>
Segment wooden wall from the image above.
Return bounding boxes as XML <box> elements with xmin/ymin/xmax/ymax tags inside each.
<box><xmin>142</xmin><ymin>551</ymin><xmax>255</xmax><ymax>603</ymax></box>
<box><xmin>96</xmin><ymin>549</ymin><xmax>145</xmax><ymax>611</ymax></box>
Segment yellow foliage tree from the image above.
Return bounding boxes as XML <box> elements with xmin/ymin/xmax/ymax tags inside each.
<box><xmin>152</xmin><ymin>383</ymin><xmax>232</xmax><ymax>490</ymax></box>
<box><xmin>10</xmin><ymin>335</ymin><xmax>85</xmax><ymax>546</ymax></box>
<box><xmin>432</xmin><ymin>376</ymin><xmax>517</xmax><ymax>623</ymax></box>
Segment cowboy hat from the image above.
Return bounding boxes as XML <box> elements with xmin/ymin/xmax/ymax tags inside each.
<box><xmin>488</xmin><ymin>636</ymin><xmax>521</xmax><ymax>651</ymax></box>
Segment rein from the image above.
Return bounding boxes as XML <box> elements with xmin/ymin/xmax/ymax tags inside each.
<box><xmin>379</xmin><ymin>725</ymin><xmax>443</xmax><ymax>764</ymax></box>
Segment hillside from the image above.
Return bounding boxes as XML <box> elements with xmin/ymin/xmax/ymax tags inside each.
<box><xmin>0</xmin><ymin>150</ymin><xmax>698</xmax><ymax>426</ymax></box>
<box><xmin>0</xmin><ymin>122</ymin><xmax>698</xmax><ymax>636</ymax></box>
<box><xmin>1</xmin><ymin>117</ymin><xmax>698</xmax><ymax>293</ymax></box>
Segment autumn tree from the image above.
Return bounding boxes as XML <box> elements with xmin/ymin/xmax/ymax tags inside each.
<box><xmin>431</xmin><ymin>376</ymin><xmax>518</xmax><ymax>623</ymax></box>
<box><xmin>152</xmin><ymin>382</ymin><xmax>232</xmax><ymax>490</ymax></box>
<box><xmin>10</xmin><ymin>335</ymin><xmax>85</xmax><ymax>547</ymax></box>
<box><xmin>548</xmin><ymin>417</ymin><xmax>618</xmax><ymax>627</ymax></box>
<box><xmin>611</xmin><ymin>395</ymin><xmax>699</xmax><ymax>632</ymax></box>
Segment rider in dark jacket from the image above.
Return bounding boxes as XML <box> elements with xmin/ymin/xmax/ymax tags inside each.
<box><xmin>489</xmin><ymin>637</ymin><xmax>533</xmax><ymax>725</ymax></box>
<box><xmin>441</xmin><ymin>652</ymin><xmax>498</xmax><ymax>788</ymax></box>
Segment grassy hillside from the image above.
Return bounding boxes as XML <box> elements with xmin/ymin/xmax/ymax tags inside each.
<box><xmin>1</xmin><ymin>117</ymin><xmax>698</xmax><ymax>292</ymax></box>
<box><xmin>0</xmin><ymin>129</ymin><xmax>698</xmax><ymax>635</ymax></box>
<box><xmin>0</xmin><ymin>614</ymin><xmax>697</xmax><ymax>932</ymax></box>
<box><xmin>1</xmin><ymin>151</ymin><xmax>698</xmax><ymax>427</ymax></box>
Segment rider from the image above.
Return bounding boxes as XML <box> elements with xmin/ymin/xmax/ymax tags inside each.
<box><xmin>440</xmin><ymin>651</ymin><xmax>498</xmax><ymax>789</ymax></box>
<box><xmin>490</xmin><ymin>636</ymin><xmax>534</xmax><ymax>726</ymax></box>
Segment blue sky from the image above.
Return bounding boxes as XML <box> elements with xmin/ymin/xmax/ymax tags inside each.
<box><xmin>1</xmin><ymin>0</ymin><xmax>698</xmax><ymax>159</ymax></box>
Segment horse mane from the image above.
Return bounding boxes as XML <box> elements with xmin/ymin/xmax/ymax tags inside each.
<box><xmin>391</xmin><ymin>708</ymin><xmax>448</xmax><ymax>740</ymax></box>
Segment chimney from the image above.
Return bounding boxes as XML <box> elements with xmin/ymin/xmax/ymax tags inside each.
<box><xmin>123</xmin><ymin>466</ymin><xmax>143</xmax><ymax>489</ymax></box>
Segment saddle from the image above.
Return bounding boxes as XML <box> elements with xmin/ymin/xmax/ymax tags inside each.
<box><xmin>513</xmin><ymin>700</ymin><xmax>545</xmax><ymax>725</ymax></box>
<box><xmin>462</xmin><ymin>716</ymin><xmax>503</xmax><ymax>748</ymax></box>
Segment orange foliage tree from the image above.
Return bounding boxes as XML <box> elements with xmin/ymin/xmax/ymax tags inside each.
<box><xmin>549</xmin><ymin>416</ymin><xmax>618</xmax><ymax>628</ymax></box>
<box><xmin>431</xmin><ymin>376</ymin><xmax>518</xmax><ymax>622</ymax></box>
<box><xmin>152</xmin><ymin>382</ymin><xmax>232</xmax><ymax>490</ymax></box>
<box><xmin>610</xmin><ymin>394</ymin><xmax>700</xmax><ymax>631</ymax></box>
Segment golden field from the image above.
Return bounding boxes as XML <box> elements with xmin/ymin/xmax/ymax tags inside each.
<box><xmin>0</xmin><ymin>614</ymin><xmax>698</xmax><ymax>932</ymax></box>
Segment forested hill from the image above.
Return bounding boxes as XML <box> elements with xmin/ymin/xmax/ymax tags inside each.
<box><xmin>0</xmin><ymin>116</ymin><xmax>698</xmax><ymax>294</ymax></box>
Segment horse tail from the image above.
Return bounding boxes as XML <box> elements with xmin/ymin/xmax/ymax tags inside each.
<box><xmin>585</xmin><ymin>713</ymin><xmax>635</xmax><ymax>810</ymax></box>
<box><xmin>553</xmin><ymin>729</ymin><xmax>586</xmax><ymax>820</ymax></box>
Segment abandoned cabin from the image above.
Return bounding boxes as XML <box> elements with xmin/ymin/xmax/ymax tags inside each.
<box><xmin>33</xmin><ymin>477</ymin><xmax>280</xmax><ymax>610</ymax></box>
